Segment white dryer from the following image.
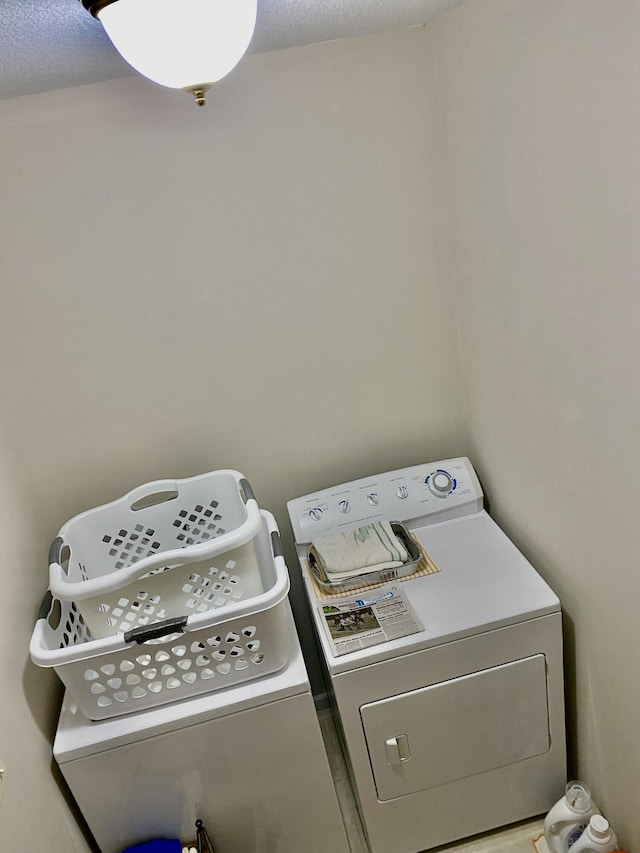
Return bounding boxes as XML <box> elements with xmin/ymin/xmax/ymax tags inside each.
<box><xmin>287</xmin><ymin>457</ymin><xmax>566</xmax><ymax>853</ymax></box>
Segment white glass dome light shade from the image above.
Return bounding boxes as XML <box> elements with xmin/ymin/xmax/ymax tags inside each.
<box><xmin>97</xmin><ymin>0</ymin><xmax>257</xmax><ymax>91</ymax></box>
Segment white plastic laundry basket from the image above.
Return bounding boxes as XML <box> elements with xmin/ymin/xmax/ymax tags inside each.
<box><xmin>48</xmin><ymin>470</ymin><xmax>261</xmax><ymax>605</ymax></box>
<box><xmin>31</xmin><ymin>511</ymin><xmax>291</xmax><ymax>720</ymax></box>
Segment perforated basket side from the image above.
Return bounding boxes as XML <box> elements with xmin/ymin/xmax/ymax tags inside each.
<box><xmin>49</xmin><ymin>471</ymin><xmax>261</xmax><ymax>601</ymax></box>
<box><xmin>47</xmin><ymin>597</ymin><xmax>292</xmax><ymax>720</ymax></box>
<box><xmin>73</xmin><ymin>512</ymin><xmax>278</xmax><ymax>639</ymax></box>
<box><xmin>31</xmin><ymin>512</ymin><xmax>292</xmax><ymax>719</ymax></box>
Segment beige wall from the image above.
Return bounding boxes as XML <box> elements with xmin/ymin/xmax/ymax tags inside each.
<box><xmin>0</xmin><ymin>28</ymin><xmax>464</xmax><ymax>847</ymax></box>
<box><xmin>0</xmin><ymin>28</ymin><xmax>464</xmax><ymax>529</ymax></box>
<box><xmin>430</xmin><ymin>0</ymin><xmax>640</xmax><ymax>845</ymax></box>
<box><xmin>0</xmin><ymin>429</ymin><xmax>88</xmax><ymax>850</ymax></box>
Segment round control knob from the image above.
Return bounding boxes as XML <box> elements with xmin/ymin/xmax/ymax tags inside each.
<box><xmin>308</xmin><ymin>507</ymin><xmax>323</xmax><ymax>520</ymax></box>
<box><xmin>396</xmin><ymin>486</ymin><xmax>409</xmax><ymax>499</ymax></box>
<box><xmin>427</xmin><ymin>471</ymin><xmax>453</xmax><ymax>497</ymax></box>
<box><xmin>338</xmin><ymin>500</ymin><xmax>351</xmax><ymax>514</ymax></box>
<box><xmin>367</xmin><ymin>493</ymin><xmax>380</xmax><ymax>506</ymax></box>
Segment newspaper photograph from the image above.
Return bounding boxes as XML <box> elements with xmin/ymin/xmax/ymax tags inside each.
<box><xmin>318</xmin><ymin>584</ymin><xmax>423</xmax><ymax>656</ymax></box>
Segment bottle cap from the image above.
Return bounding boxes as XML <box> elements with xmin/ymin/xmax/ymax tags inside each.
<box><xmin>589</xmin><ymin>815</ymin><xmax>610</xmax><ymax>840</ymax></box>
<box><xmin>565</xmin><ymin>780</ymin><xmax>591</xmax><ymax>812</ymax></box>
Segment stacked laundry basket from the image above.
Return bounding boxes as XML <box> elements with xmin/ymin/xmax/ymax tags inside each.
<box><xmin>30</xmin><ymin>470</ymin><xmax>291</xmax><ymax>720</ymax></box>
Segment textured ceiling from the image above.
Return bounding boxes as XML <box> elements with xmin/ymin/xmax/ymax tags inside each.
<box><xmin>0</xmin><ymin>0</ymin><xmax>466</xmax><ymax>101</ymax></box>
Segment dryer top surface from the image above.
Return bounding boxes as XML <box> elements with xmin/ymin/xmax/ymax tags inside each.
<box><xmin>298</xmin><ymin>510</ymin><xmax>560</xmax><ymax>674</ymax></box>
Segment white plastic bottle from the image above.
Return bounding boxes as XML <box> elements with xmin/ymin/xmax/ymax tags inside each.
<box><xmin>544</xmin><ymin>781</ymin><xmax>601</xmax><ymax>853</ymax></box>
<box><xmin>570</xmin><ymin>816</ymin><xmax>618</xmax><ymax>853</ymax></box>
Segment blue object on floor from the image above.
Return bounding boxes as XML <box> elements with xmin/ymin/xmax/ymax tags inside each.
<box><xmin>123</xmin><ymin>840</ymin><xmax>182</xmax><ymax>853</ymax></box>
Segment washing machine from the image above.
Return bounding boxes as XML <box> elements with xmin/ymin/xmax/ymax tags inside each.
<box><xmin>287</xmin><ymin>456</ymin><xmax>566</xmax><ymax>853</ymax></box>
<box><xmin>54</xmin><ymin>603</ymin><xmax>349</xmax><ymax>853</ymax></box>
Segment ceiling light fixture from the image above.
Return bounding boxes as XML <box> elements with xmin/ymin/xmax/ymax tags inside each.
<box><xmin>80</xmin><ymin>0</ymin><xmax>257</xmax><ymax>106</ymax></box>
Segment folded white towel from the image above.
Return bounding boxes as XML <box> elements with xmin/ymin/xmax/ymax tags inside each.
<box><xmin>310</xmin><ymin>521</ymin><xmax>409</xmax><ymax>579</ymax></box>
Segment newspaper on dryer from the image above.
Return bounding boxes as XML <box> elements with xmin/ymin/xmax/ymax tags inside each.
<box><xmin>317</xmin><ymin>584</ymin><xmax>423</xmax><ymax>657</ymax></box>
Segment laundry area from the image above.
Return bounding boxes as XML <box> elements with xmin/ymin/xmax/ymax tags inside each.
<box><xmin>0</xmin><ymin>0</ymin><xmax>638</xmax><ymax>851</ymax></box>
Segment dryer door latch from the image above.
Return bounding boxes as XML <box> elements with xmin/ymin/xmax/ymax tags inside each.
<box><xmin>385</xmin><ymin>735</ymin><xmax>411</xmax><ymax>765</ymax></box>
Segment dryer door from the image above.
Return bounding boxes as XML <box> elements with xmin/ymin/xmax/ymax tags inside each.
<box><xmin>360</xmin><ymin>655</ymin><xmax>550</xmax><ymax>801</ymax></box>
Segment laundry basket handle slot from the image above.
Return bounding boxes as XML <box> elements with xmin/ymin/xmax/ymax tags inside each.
<box><xmin>126</xmin><ymin>482</ymin><xmax>180</xmax><ymax>512</ymax></box>
<box><xmin>130</xmin><ymin>489</ymin><xmax>179</xmax><ymax>511</ymax></box>
<box><xmin>37</xmin><ymin>590</ymin><xmax>54</xmax><ymax>621</ymax></box>
<box><xmin>35</xmin><ymin>591</ymin><xmax>63</xmax><ymax>631</ymax></box>
<box><xmin>240</xmin><ymin>478</ymin><xmax>255</xmax><ymax>503</ymax></box>
<box><xmin>49</xmin><ymin>537</ymin><xmax>64</xmax><ymax>569</ymax></box>
<box><xmin>124</xmin><ymin>616</ymin><xmax>188</xmax><ymax>645</ymax></box>
<box><xmin>49</xmin><ymin>536</ymin><xmax>72</xmax><ymax>577</ymax></box>
<box><xmin>271</xmin><ymin>530</ymin><xmax>283</xmax><ymax>559</ymax></box>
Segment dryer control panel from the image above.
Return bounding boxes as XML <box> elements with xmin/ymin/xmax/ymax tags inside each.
<box><xmin>288</xmin><ymin>456</ymin><xmax>483</xmax><ymax>543</ymax></box>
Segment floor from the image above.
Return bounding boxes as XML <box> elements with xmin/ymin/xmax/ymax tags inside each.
<box><xmin>317</xmin><ymin>707</ymin><xmax>544</xmax><ymax>853</ymax></box>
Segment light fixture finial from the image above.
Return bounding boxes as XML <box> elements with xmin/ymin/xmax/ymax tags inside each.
<box><xmin>190</xmin><ymin>86</ymin><xmax>211</xmax><ymax>107</ymax></box>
